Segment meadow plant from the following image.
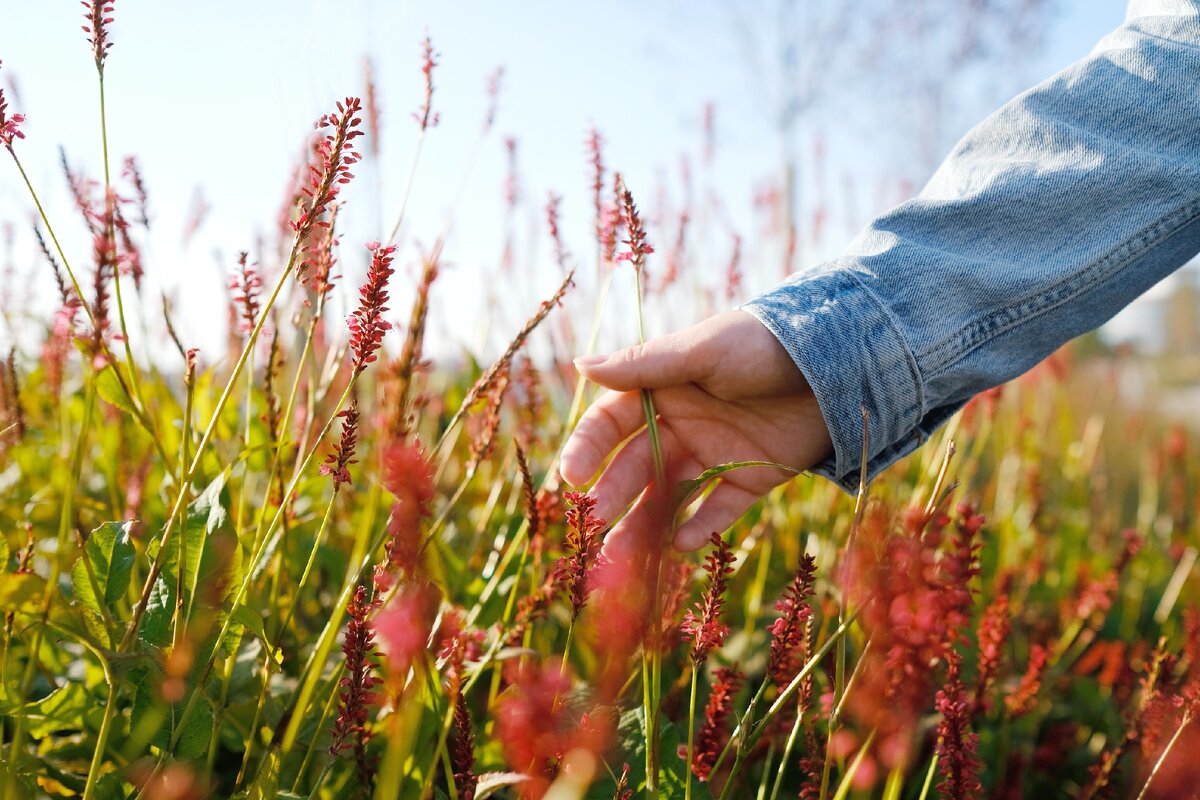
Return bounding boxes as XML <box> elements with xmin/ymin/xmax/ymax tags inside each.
<box><xmin>0</xmin><ymin>9</ymin><xmax>1198</xmax><ymax>800</ymax></box>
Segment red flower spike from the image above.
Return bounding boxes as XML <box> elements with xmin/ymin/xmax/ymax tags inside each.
<box><xmin>450</xmin><ymin>692</ymin><xmax>477</xmax><ymax>800</ymax></box>
<box><xmin>320</xmin><ymin>400</ymin><xmax>360</xmax><ymax>487</ymax></box>
<box><xmin>767</xmin><ymin>554</ymin><xmax>817</xmax><ymax>687</ymax></box>
<box><xmin>691</xmin><ymin>667</ymin><xmax>743</xmax><ymax>782</ymax></box>
<box><xmin>0</xmin><ymin>61</ymin><xmax>26</xmax><ymax>153</ymax></box>
<box><xmin>291</xmin><ymin>97</ymin><xmax>363</xmax><ymax>245</ymax></box>
<box><xmin>614</xmin><ymin>174</ymin><xmax>654</xmax><ymax>277</ymax></box>
<box><xmin>971</xmin><ymin>593</ymin><xmax>1011</xmax><ymax>716</ymax></box>
<box><xmin>495</xmin><ymin>661</ymin><xmax>573</xmax><ymax>797</ymax></box>
<box><xmin>380</xmin><ymin>439</ymin><xmax>435</xmax><ymax>577</ymax></box>
<box><xmin>328</xmin><ymin>585</ymin><xmax>382</xmax><ymax>788</ymax></box>
<box><xmin>374</xmin><ymin>583</ymin><xmax>437</xmax><ymax>681</ymax></box>
<box><xmin>1006</xmin><ymin>644</ymin><xmax>1049</xmax><ymax>718</ymax></box>
<box><xmin>935</xmin><ymin>654</ymin><xmax>983</xmax><ymax>800</ymax></box>
<box><xmin>555</xmin><ymin>492</ymin><xmax>606</xmax><ymax>620</ymax></box>
<box><xmin>81</xmin><ymin>1</ymin><xmax>115</xmax><ymax>70</ymax></box>
<box><xmin>348</xmin><ymin>242</ymin><xmax>397</xmax><ymax>374</ymax></box>
<box><xmin>414</xmin><ymin>36</ymin><xmax>440</xmax><ymax>131</ymax></box>
<box><xmin>680</xmin><ymin>532</ymin><xmax>735</xmax><ymax>665</ymax></box>
<box><xmin>227</xmin><ymin>251</ymin><xmax>263</xmax><ymax>335</ymax></box>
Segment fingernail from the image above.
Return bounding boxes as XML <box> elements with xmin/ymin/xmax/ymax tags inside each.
<box><xmin>574</xmin><ymin>354</ymin><xmax>608</xmax><ymax>369</ymax></box>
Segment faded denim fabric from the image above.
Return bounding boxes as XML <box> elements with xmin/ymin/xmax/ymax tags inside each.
<box><xmin>742</xmin><ymin>0</ymin><xmax>1200</xmax><ymax>492</ymax></box>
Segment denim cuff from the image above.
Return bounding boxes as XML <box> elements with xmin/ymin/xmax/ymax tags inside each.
<box><xmin>740</xmin><ymin>267</ymin><xmax>927</xmax><ymax>493</ymax></box>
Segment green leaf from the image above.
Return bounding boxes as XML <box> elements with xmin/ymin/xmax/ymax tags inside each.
<box><xmin>674</xmin><ymin>460</ymin><xmax>801</xmax><ymax>507</ymax></box>
<box><xmin>130</xmin><ymin>666</ymin><xmax>212</xmax><ymax>761</ymax></box>
<box><xmin>25</xmin><ymin>682</ymin><xmax>90</xmax><ymax>738</ymax></box>
<box><xmin>232</xmin><ymin>606</ymin><xmax>282</xmax><ymax>666</ymax></box>
<box><xmin>139</xmin><ymin>574</ymin><xmax>174</xmax><ymax>648</ymax></box>
<box><xmin>0</xmin><ymin>572</ymin><xmax>47</xmax><ymax>613</ymax></box>
<box><xmin>94</xmin><ymin>366</ymin><xmax>136</xmax><ymax>417</ymax></box>
<box><xmin>0</xmin><ymin>530</ymin><xmax>10</xmax><ymax>570</ymax></box>
<box><xmin>71</xmin><ymin>521</ymin><xmax>135</xmax><ymax>622</ymax></box>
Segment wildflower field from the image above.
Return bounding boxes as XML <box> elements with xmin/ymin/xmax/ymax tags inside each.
<box><xmin>1</xmin><ymin>6</ymin><xmax>1198</xmax><ymax>800</ymax></box>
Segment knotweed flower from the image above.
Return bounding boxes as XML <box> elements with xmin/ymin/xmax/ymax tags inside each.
<box><xmin>81</xmin><ymin>0</ymin><xmax>115</xmax><ymax>69</ymax></box>
<box><xmin>467</xmin><ymin>365</ymin><xmax>509</xmax><ymax>470</ymax></box>
<box><xmin>348</xmin><ymin>242</ymin><xmax>396</xmax><ymax>374</ymax></box>
<box><xmin>482</xmin><ymin>66</ymin><xmax>503</xmax><ymax>133</ymax></box>
<box><xmin>613</xmin><ymin>764</ymin><xmax>632</xmax><ymax>800</ymax></box>
<box><xmin>450</xmin><ymin>693</ymin><xmax>477</xmax><ymax>800</ymax></box>
<box><xmin>691</xmin><ymin>666</ymin><xmax>743</xmax><ymax>782</ymax></box>
<box><xmin>320</xmin><ymin>400</ymin><xmax>360</xmax><ymax>487</ymax></box>
<box><xmin>971</xmin><ymin>593</ymin><xmax>1011</xmax><ymax>716</ymax></box>
<box><xmin>362</xmin><ymin>57</ymin><xmax>381</xmax><ymax>159</ymax></box>
<box><xmin>374</xmin><ymin>582</ymin><xmax>438</xmax><ymax>684</ymax></box>
<box><xmin>586</xmin><ymin>127</ymin><xmax>605</xmax><ymax>243</ymax></box>
<box><xmin>458</xmin><ymin>269</ymin><xmax>573</xmax><ymax>414</ymax></box>
<box><xmin>545</xmin><ymin>192</ymin><xmax>570</xmax><ymax>271</ymax></box>
<box><xmin>658</xmin><ymin>209</ymin><xmax>688</xmax><ymax>292</ymax></box>
<box><xmin>723</xmin><ymin>233</ymin><xmax>742</xmax><ymax>301</ymax></box>
<box><xmin>496</xmin><ymin>661</ymin><xmax>572</xmax><ymax>797</ymax></box>
<box><xmin>414</xmin><ymin>36</ymin><xmax>440</xmax><ymax>131</ymax></box>
<box><xmin>0</xmin><ymin>61</ymin><xmax>25</xmax><ymax>153</ymax></box>
<box><xmin>329</xmin><ymin>585</ymin><xmax>382</xmax><ymax>788</ymax></box>
<box><xmin>380</xmin><ymin>438</ymin><xmax>435</xmax><ymax>576</ymax></box>
<box><xmin>293</xmin><ymin>97</ymin><xmax>363</xmax><ymax>245</ymax></box>
<box><xmin>88</xmin><ymin>229</ymin><xmax>115</xmax><ymax>366</ymax></box>
<box><xmin>681</xmin><ymin>532</ymin><xmax>735</xmax><ymax>665</ymax></box>
<box><xmin>227</xmin><ymin>252</ymin><xmax>262</xmax><ymax>334</ymax></box>
<box><xmin>1006</xmin><ymin>643</ymin><xmax>1049</xmax><ymax>717</ymax></box>
<box><xmin>614</xmin><ymin>174</ymin><xmax>655</xmax><ymax>271</ymax></box>
<box><xmin>556</xmin><ymin>492</ymin><xmax>605</xmax><ymax>620</ymax></box>
<box><xmin>935</xmin><ymin>654</ymin><xmax>982</xmax><ymax>800</ymax></box>
<box><xmin>121</xmin><ymin>155</ymin><xmax>149</xmax><ymax>228</ymax></box>
<box><xmin>767</xmin><ymin>553</ymin><xmax>817</xmax><ymax>687</ymax></box>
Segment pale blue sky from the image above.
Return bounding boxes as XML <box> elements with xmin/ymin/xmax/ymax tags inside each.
<box><xmin>0</xmin><ymin>1</ymin><xmax>1137</xmax><ymax>362</ymax></box>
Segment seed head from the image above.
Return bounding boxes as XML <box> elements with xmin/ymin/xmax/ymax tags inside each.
<box><xmin>691</xmin><ymin>667</ymin><xmax>743</xmax><ymax>782</ymax></box>
<box><xmin>328</xmin><ymin>585</ymin><xmax>382</xmax><ymax>788</ymax></box>
<box><xmin>348</xmin><ymin>242</ymin><xmax>397</xmax><ymax>374</ymax></box>
<box><xmin>227</xmin><ymin>252</ymin><xmax>262</xmax><ymax>334</ymax></box>
<box><xmin>681</xmin><ymin>532</ymin><xmax>735</xmax><ymax>665</ymax></box>
<box><xmin>320</xmin><ymin>400</ymin><xmax>360</xmax><ymax>487</ymax></box>
<box><xmin>556</xmin><ymin>492</ymin><xmax>605</xmax><ymax>620</ymax></box>
<box><xmin>767</xmin><ymin>553</ymin><xmax>817</xmax><ymax>687</ymax></box>
<box><xmin>81</xmin><ymin>1</ymin><xmax>115</xmax><ymax>70</ymax></box>
<box><xmin>414</xmin><ymin>36</ymin><xmax>440</xmax><ymax>131</ymax></box>
<box><xmin>0</xmin><ymin>61</ymin><xmax>26</xmax><ymax>153</ymax></box>
<box><xmin>293</xmin><ymin>97</ymin><xmax>364</xmax><ymax>244</ymax></box>
<box><xmin>614</xmin><ymin>174</ymin><xmax>655</xmax><ymax>271</ymax></box>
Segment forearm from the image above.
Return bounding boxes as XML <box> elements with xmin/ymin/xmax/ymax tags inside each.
<box><xmin>744</xmin><ymin>7</ymin><xmax>1200</xmax><ymax>491</ymax></box>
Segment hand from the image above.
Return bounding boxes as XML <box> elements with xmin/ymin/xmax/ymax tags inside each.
<box><xmin>560</xmin><ymin>310</ymin><xmax>834</xmax><ymax>554</ymax></box>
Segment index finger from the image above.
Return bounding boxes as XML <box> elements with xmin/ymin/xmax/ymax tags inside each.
<box><xmin>560</xmin><ymin>389</ymin><xmax>646</xmax><ymax>487</ymax></box>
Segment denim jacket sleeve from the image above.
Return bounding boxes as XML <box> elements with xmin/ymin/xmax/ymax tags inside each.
<box><xmin>741</xmin><ymin>1</ymin><xmax>1200</xmax><ymax>493</ymax></box>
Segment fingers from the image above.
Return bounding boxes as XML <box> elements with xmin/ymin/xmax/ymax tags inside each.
<box><xmin>673</xmin><ymin>481</ymin><xmax>761</xmax><ymax>551</ymax></box>
<box><xmin>591</xmin><ymin>428</ymin><xmax>702</xmax><ymax>523</ymax></box>
<box><xmin>560</xmin><ymin>390</ymin><xmax>646</xmax><ymax>487</ymax></box>
<box><xmin>574</xmin><ymin>325</ymin><xmax>716</xmax><ymax>393</ymax></box>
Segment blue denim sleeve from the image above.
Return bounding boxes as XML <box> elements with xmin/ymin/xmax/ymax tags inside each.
<box><xmin>741</xmin><ymin>4</ymin><xmax>1200</xmax><ymax>493</ymax></box>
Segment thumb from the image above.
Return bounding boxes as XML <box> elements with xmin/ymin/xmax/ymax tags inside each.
<box><xmin>574</xmin><ymin>329</ymin><xmax>713</xmax><ymax>391</ymax></box>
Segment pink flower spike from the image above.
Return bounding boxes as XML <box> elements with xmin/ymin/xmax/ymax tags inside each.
<box><xmin>0</xmin><ymin>61</ymin><xmax>26</xmax><ymax>152</ymax></box>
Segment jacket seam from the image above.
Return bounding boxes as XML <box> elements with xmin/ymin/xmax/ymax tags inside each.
<box><xmin>840</xmin><ymin>269</ymin><xmax>928</xmax><ymax>420</ymax></box>
<box><xmin>921</xmin><ymin>196</ymin><xmax>1200</xmax><ymax>375</ymax></box>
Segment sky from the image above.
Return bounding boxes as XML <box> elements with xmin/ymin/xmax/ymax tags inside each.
<box><xmin>0</xmin><ymin>0</ymin><xmax>1149</xmax><ymax>365</ymax></box>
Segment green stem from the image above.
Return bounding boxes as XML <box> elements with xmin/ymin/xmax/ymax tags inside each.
<box><xmin>80</xmin><ymin>665</ymin><xmax>120</xmax><ymax>800</ymax></box>
<box><xmin>2</xmin><ymin>376</ymin><xmax>96</xmax><ymax>800</ymax></box>
<box><xmin>99</xmin><ymin>72</ymin><xmax>146</xmax><ymax>419</ymax></box>
<box><xmin>119</xmin><ymin>233</ymin><xmax>307</xmax><ymax>654</ymax></box>
<box><xmin>685</xmin><ymin>665</ymin><xmax>698</xmax><ymax>800</ymax></box>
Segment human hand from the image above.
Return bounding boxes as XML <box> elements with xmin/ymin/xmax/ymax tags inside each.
<box><xmin>560</xmin><ymin>310</ymin><xmax>834</xmax><ymax>554</ymax></box>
